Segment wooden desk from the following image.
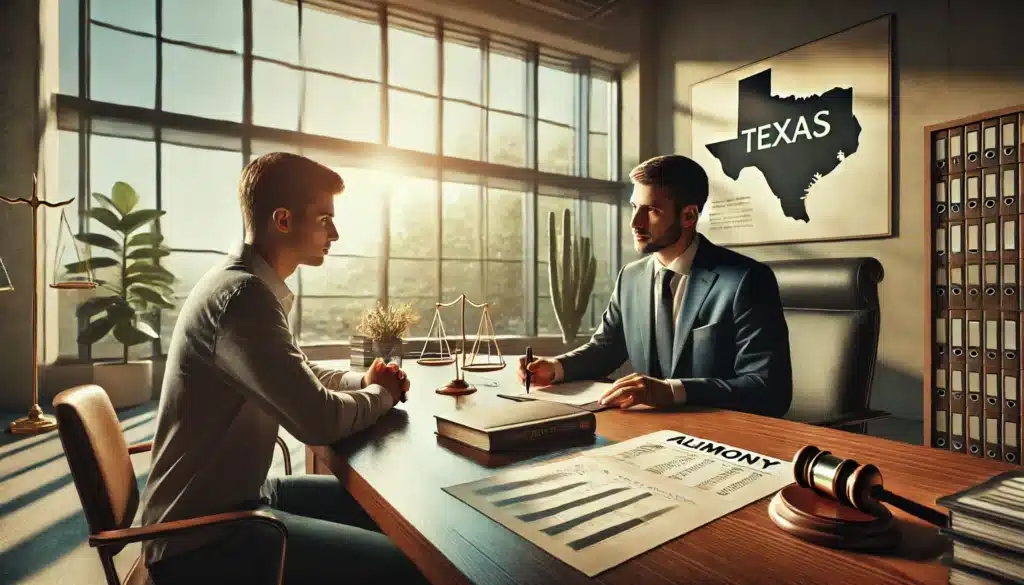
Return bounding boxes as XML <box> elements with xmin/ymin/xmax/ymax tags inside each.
<box><xmin>306</xmin><ymin>359</ymin><xmax>1013</xmax><ymax>585</ymax></box>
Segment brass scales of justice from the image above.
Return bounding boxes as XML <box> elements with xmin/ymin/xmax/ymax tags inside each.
<box><xmin>416</xmin><ymin>294</ymin><xmax>506</xmax><ymax>395</ymax></box>
<box><xmin>2</xmin><ymin>175</ymin><xmax>97</xmax><ymax>435</ymax></box>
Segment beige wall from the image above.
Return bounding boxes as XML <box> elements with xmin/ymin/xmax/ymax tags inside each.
<box><xmin>0</xmin><ymin>0</ymin><xmax>44</xmax><ymax>410</ymax></box>
<box><xmin>658</xmin><ymin>0</ymin><xmax>1024</xmax><ymax>419</ymax></box>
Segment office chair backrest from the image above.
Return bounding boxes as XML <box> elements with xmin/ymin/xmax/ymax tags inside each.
<box><xmin>53</xmin><ymin>384</ymin><xmax>140</xmax><ymax>557</ymax></box>
<box><xmin>765</xmin><ymin>257</ymin><xmax>884</xmax><ymax>424</ymax></box>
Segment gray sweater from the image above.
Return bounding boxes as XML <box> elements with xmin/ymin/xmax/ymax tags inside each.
<box><xmin>139</xmin><ymin>244</ymin><xmax>394</xmax><ymax>565</ymax></box>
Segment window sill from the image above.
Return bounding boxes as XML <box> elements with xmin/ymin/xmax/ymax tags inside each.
<box><xmin>52</xmin><ymin>334</ymin><xmax>594</xmax><ymax>365</ymax></box>
<box><xmin>300</xmin><ymin>334</ymin><xmax>586</xmax><ymax>360</ymax></box>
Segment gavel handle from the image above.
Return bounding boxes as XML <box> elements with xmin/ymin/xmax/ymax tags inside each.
<box><xmin>871</xmin><ymin>487</ymin><xmax>949</xmax><ymax>528</ymax></box>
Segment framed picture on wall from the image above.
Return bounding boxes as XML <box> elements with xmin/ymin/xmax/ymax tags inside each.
<box><xmin>690</xmin><ymin>13</ymin><xmax>894</xmax><ymax>246</ymax></box>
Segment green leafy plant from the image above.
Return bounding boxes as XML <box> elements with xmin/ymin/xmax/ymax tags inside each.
<box><xmin>67</xmin><ymin>182</ymin><xmax>176</xmax><ymax>363</ymax></box>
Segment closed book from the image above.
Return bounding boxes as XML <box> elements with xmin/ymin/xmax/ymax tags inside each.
<box><xmin>937</xmin><ymin>470</ymin><xmax>1024</xmax><ymax>554</ymax></box>
<box><xmin>941</xmin><ymin>554</ymin><xmax>1020</xmax><ymax>585</ymax></box>
<box><xmin>435</xmin><ymin>401</ymin><xmax>596</xmax><ymax>452</ymax></box>
<box><xmin>939</xmin><ymin>530</ymin><xmax>1024</xmax><ymax>583</ymax></box>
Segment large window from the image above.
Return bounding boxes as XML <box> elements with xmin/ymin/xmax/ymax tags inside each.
<box><xmin>54</xmin><ymin>0</ymin><xmax>623</xmax><ymax>359</ymax></box>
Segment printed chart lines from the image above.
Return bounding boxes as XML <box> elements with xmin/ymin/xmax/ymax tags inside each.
<box><xmin>473</xmin><ymin>471</ymin><xmax>573</xmax><ymax>496</ymax></box>
<box><xmin>541</xmin><ymin>492</ymin><xmax>654</xmax><ymax>536</ymax></box>
<box><xmin>566</xmin><ymin>505</ymin><xmax>678</xmax><ymax>551</ymax></box>
<box><xmin>493</xmin><ymin>482</ymin><xmax>588</xmax><ymax>507</ymax></box>
<box><xmin>445</xmin><ymin>430</ymin><xmax>797</xmax><ymax>577</ymax></box>
<box><xmin>516</xmin><ymin>486</ymin><xmax>632</xmax><ymax>522</ymax></box>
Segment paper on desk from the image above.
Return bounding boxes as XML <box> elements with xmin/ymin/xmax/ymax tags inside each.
<box><xmin>444</xmin><ymin>430</ymin><xmax>795</xmax><ymax>576</ymax></box>
<box><xmin>512</xmin><ymin>380</ymin><xmax>614</xmax><ymax>406</ymax></box>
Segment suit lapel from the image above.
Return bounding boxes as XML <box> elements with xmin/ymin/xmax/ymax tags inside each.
<box><xmin>635</xmin><ymin>256</ymin><xmax>656</xmax><ymax>374</ymax></box>
<box><xmin>670</xmin><ymin>245</ymin><xmax>718</xmax><ymax>375</ymax></box>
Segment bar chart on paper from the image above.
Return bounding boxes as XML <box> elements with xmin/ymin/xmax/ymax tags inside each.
<box><xmin>444</xmin><ymin>430</ymin><xmax>794</xmax><ymax>576</ymax></box>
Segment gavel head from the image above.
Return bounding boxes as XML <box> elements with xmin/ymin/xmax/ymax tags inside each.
<box><xmin>792</xmin><ymin>445</ymin><xmax>886</xmax><ymax>516</ymax></box>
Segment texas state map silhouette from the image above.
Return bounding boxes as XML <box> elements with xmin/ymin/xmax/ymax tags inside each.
<box><xmin>705</xmin><ymin>68</ymin><xmax>860</xmax><ymax>222</ymax></box>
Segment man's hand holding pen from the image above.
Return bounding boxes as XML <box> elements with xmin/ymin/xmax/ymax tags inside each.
<box><xmin>516</xmin><ymin>353</ymin><xmax>559</xmax><ymax>389</ymax></box>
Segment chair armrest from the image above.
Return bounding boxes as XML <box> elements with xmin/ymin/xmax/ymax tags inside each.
<box><xmin>275</xmin><ymin>436</ymin><xmax>292</xmax><ymax>476</ymax></box>
<box><xmin>818</xmin><ymin>409</ymin><xmax>892</xmax><ymax>428</ymax></box>
<box><xmin>89</xmin><ymin>510</ymin><xmax>286</xmax><ymax>549</ymax></box>
<box><xmin>90</xmin><ymin>510</ymin><xmax>287</xmax><ymax>585</ymax></box>
<box><xmin>127</xmin><ymin>441</ymin><xmax>153</xmax><ymax>455</ymax></box>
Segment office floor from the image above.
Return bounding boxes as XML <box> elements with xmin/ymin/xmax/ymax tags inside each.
<box><xmin>0</xmin><ymin>401</ymin><xmax>303</xmax><ymax>585</ymax></box>
<box><xmin>0</xmin><ymin>402</ymin><xmax>923</xmax><ymax>585</ymax></box>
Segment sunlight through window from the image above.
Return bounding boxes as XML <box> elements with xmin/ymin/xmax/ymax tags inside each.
<box><xmin>55</xmin><ymin>0</ymin><xmax>622</xmax><ymax>353</ymax></box>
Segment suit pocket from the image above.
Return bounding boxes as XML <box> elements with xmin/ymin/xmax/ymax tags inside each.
<box><xmin>690</xmin><ymin>322</ymin><xmax>720</xmax><ymax>376</ymax></box>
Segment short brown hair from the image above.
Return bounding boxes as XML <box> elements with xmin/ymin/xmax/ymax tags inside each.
<box><xmin>238</xmin><ymin>152</ymin><xmax>344</xmax><ymax>232</ymax></box>
<box><xmin>629</xmin><ymin>155</ymin><xmax>709</xmax><ymax>213</ymax></box>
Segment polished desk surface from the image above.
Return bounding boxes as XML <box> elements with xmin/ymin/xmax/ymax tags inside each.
<box><xmin>306</xmin><ymin>359</ymin><xmax>1015</xmax><ymax>585</ymax></box>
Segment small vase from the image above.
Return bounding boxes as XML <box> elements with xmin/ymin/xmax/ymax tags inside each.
<box><xmin>372</xmin><ymin>337</ymin><xmax>404</xmax><ymax>367</ymax></box>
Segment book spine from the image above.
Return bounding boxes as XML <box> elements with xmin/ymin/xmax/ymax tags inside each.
<box><xmin>489</xmin><ymin>415</ymin><xmax>596</xmax><ymax>450</ymax></box>
<box><xmin>349</xmin><ymin>336</ymin><xmax>374</xmax><ymax>367</ymax></box>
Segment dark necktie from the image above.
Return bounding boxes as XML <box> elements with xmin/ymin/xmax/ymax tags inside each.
<box><xmin>655</xmin><ymin>268</ymin><xmax>675</xmax><ymax>378</ymax></box>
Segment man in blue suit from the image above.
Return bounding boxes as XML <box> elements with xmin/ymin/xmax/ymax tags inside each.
<box><xmin>518</xmin><ymin>155</ymin><xmax>792</xmax><ymax>417</ymax></box>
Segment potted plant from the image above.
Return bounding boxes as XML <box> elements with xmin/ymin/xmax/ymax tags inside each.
<box><xmin>352</xmin><ymin>302</ymin><xmax>419</xmax><ymax>367</ymax></box>
<box><xmin>66</xmin><ymin>181</ymin><xmax>176</xmax><ymax>408</ymax></box>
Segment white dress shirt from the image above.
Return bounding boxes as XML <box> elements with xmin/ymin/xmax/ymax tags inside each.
<box><xmin>654</xmin><ymin>233</ymin><xmax>701</xmax><ymax>337</ymax></box>
<box><xmin>654</xmin><ymin>234</ymin><xmax>701</xmax><ymax>402</ymax></box>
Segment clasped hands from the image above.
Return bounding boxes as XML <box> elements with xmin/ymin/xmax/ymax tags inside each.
<box><xmin>362</xmin><ymin>358</ymin><xmax>410</xmax><ymax>404</ymax></box>
<box><xmin>516</xmin><ymin>356</ymin><xmax>674</xmax><ymax>408</ymax></box>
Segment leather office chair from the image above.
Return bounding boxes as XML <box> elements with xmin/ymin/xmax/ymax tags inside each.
<box><xmin>53</xmin><ymin>385</ymin><xmax>291</xmax><ymax>585</ymax></box>
<box><xmin>765</xmin><ymin>257</ymin><xmax>890</xmax><ymax>433</ymax></box>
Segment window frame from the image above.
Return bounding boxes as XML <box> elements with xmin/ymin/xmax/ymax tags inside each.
<box><xmin>58</xmin><ymin>0</ymin><xmax>625</xmax><ymax>361</ymax></box>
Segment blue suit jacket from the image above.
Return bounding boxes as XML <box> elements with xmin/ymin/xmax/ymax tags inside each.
<box><xmin>557</xmin><ymin>237</ymin><xmax>793</xmax><ymax>417</ymax></box>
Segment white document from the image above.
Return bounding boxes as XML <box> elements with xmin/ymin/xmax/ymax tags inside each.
<box><xmin>511</xmin><ymin>380</ymin><xmax>614</xmax><ymax>406</ymax></box>
<box><xmin>444</xmin><ymin>429</ymin><xmax>794</xmax><ymax>576</ymax></box>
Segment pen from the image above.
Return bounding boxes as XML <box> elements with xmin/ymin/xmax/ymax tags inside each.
<box><xmin>399</xmin><ymin>366</ymin><xmax>407</xmax><ymax>402</ymax></box>
<box><xmin>525</xmin><ymin>346</ymin><xmax>533</xmax><ymax>394</ymax></box>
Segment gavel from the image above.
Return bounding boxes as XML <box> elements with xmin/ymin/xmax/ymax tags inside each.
<box><xmin>792</xmin><ymin>445</ymin><xmax>949</xmax><ymax>528</ymax></box>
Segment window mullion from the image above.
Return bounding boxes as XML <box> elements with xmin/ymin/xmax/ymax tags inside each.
<box><xmin>481</xmin><ymin>33</ymin><xmax>489</xmax><ymax>164</ymax></box>
<box><xmin>379</xmin><ymin>3</ymin><xmax>390</xmax><ymax>307</ymax></box>
<box><xmin>613</xmin><ymin>70</ymin><xmax>622</xmax><ymax>182</ymax></box>
<box><xmin>77</xmin><ymin>0</ymin><xmax>92</xmax><ymax>361</ymax></box>
<box><xmin>380</xmin><ymin>4</ymin><xmax>389</xmax><ymax>148</ymax></box>
<box><xmin>526</xmin><ymin>42</ymin><xmax>539</xmax><ymax>337</ymax></box>
<box><xmin>435</xmin><ymin>18</ymin><xmax>443</xmax><ymax>305</ymax></box>
<box><xmin>480</xmin><ymin>185</ymin><xmax>487</xmax><ymax>311</ymax></box>
<box><xmin>151</xmin><ymin>0</ymin><xmax>164</xmax><ymax>359</ymax></box>
<box><xmin>242</xmin><ymin>0</ymin><xmax>253</xmax><ymax>152</ymax></box>
<box><xmin>577</xmin><ymin>58</ymin><xmax>590</xmax><ymax>179</ymax></box>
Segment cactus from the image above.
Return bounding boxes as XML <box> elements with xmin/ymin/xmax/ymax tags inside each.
<box><xmin>548</xmin><ymin>208</ymin><xmax>597</xmax><ymax>343</ymax></box>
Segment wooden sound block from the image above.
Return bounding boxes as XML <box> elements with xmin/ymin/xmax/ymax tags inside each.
<box><xmin>769</xmin><ymin>485</ymin><xmax>900</xmax><ymax>551</ymax></box>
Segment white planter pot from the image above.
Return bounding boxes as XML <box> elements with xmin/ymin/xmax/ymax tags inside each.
<box><xmin>93</xmin><ymin>360</ymin><xmax>153</xmax><ymax>409</ymax></box>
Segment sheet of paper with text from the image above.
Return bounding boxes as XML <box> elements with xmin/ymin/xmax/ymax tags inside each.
<box><xmin>444</xmin><ymin>430</ymin><xmax>795</xmax><ymax>576</ymax></box>
<box><xmin>511</xmin><ymin>380</ymin><xmax>614</xmax><ymax>406</ymax></box>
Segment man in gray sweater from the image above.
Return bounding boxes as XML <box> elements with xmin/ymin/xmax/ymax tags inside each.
<box><xmin>141</xmin><ymin>153</ymin><xmax>427</xmax><ymax>583</ymax></box>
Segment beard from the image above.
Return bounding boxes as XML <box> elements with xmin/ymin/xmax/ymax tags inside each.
<box><xmin>635</xmin><ymin>217</ymin><xmax>684</xmax><ymax>254</ymax></box>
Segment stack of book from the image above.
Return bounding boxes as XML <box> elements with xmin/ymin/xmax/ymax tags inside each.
<box><xmin>937</xmin><ymin>470</ymin><xmax>1024</xmax><ymax>584</ymax></box>
<box><xmin>348</xmin><ymin>335</ymin><xmax>376</xmax><ymax>367</ymax></box>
